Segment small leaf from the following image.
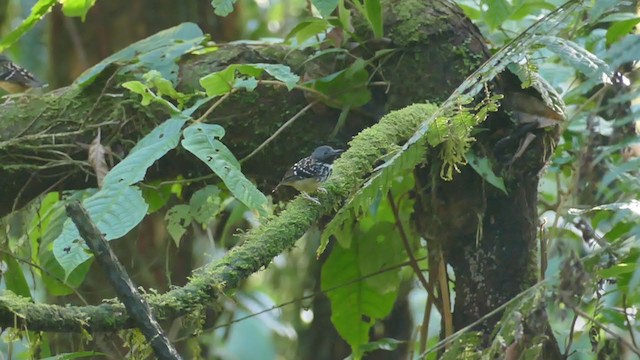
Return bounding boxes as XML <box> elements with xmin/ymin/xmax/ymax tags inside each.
<box><xmin>2</xmin><ymin>253</ymin><xmax>32</xmax><ymax>299</ymax></box>
<box><xmin>310</xmin><ymin>60</ymin><xmax>371</xmax><ymax>108</ymax></box>
<box><xmin>466</xmin><ymin>151</ymin><xmax>507</xmax><ymax>194</ymax></box>
<box><xmin>358</xmin><ymin>338</ymin><xmax>403</xmax><ymax>354</ymax></box>
<box><xmin>103</xmin><ymin>116</ymin><xmax>187</xmax><ymax>188</ymax></box>
<box><xmin>59</xmin><ymin>0</ymin><xmax>96</xmax><ymax>20</ymax></box>
<box><xmin>182</xmin><ymin>123</ymin><xmax>268</xmax><ymax>216</ymax></box>
<box><xmin>122</xmin><ymin>80</ymin><xmax>180</xmax><ymax>113</ymax></box>
<box><xmin>165</xmin><ymin>205</ymin><xmax>192</xmax><ymax>247</ymax></box>
<box><xmin>143</xmin><ymin>70</ymin><xmax>186</xmax><ymax>102</ymax></box>
<box><xmin>234</xmin><ymin>77</ymin><xmax>259</xmax><ymax>91</ymax></box>
<box><xmin>200</xmin><ymin>66</ymin><xmax>237</xmax><ymax>96</ymax></box>
<box><xmin>190</xmin><ymin>185</ymin><xmax>222</xmax><ymax>224</ymax></box>
<box><xmin>285</xmin><ymin>18</ymin><xmax>331</xmax><ymax>45</ymax></box>
<box><xmin>141</xmin><ymin>182</ymin><xmax>174</xmax><ymax>214</ymax></box>
<box><xmin>211</xmin><ymin>0</ymin><xmax>236</xmax><ymax>16</ymax></box>
<box><xmin>313</xmin><ymin>0</ymin><xmax>339</xmax><ymax>18</ymax></box>
<box><xmin>483</xmin><ymin>0</ymin><xmax>511</xmax><ymax>29</ymax></box>
<box><xmin>87</xmin><ymin>130</ymin><xmax>109</xmax><ymax>188</ymax></box>
<box><xmin>364</xmin><ymin>0</ymin><xmax>383</xmax><ymax>38</ymax></box>
<box><xmin>249</xmin><ymin>64</ymin><xmax>300</xmax><ymax>90</ymax></box>
<box><xmin>53</xmin><ymin>186</ymin><xmax>148</xmax><ymax>278</ymax></box>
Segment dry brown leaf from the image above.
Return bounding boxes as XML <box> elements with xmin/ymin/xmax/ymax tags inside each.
<box><xmin>88</xmin><ymin>129</ymin><xmax>109</xmax><ymax>188</ymax></box>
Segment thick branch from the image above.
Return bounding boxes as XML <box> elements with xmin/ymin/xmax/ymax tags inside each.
<box><xmin>0</xmin><ymin>104</ymin><xmax>437</xmax><ymax>332</ymax></box>
<box><xmin>0</xmin><ymin>0</ymin><xmax>482</xmax><ymax>217</ymax></box>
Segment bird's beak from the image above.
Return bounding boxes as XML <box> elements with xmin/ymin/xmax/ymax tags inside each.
<box><xmin>334</xmin><ymin>149</ymin><xmax>345</xmax><ymax>155</ymax></box>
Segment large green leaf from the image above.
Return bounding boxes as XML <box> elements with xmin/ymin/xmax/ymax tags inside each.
<box><xmin>75</xmin><ymin>23</ymin><xmax>205</xmax><ymax>86</ymax></box>
<box><xmin>321</xmin><ymin>236</ymin><xmax>398</xmax><ymax>359</ymax></box>
<box><xmin>181</xmin><ymin>123</ymin><xmax>268</xmax><ymax>216</ymax></box>
<box><xmin>103</xmin><ymin>116</ymin><xmax>187</xmax><ymax>188</ymax></box>
<box><xmin>0</xmin><ymin>0</ymin><xmax>56</xmax><ymax>52</ymax></box>
<box><xmin>53</xmin><ymin>186</ymin><xmax>148</xmax><ymax>278</ymax></box>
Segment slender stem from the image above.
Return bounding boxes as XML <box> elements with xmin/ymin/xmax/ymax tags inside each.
<box><xmin>563</xmin><ymin>312</ymin><xmax>579</xmax><ymax>358</ymax></box>
<box><xmin>0</xmin><ymin>249</ymin><xmax>88</xmax><ymax>305</ymax></box>
<box><xmin>174</xmin><ymin>256</ymin><xmax>427</xmax><ymax>343</ymax></box>
<box><xmin>571</xmin><ymin>305</ymin><xmax>640</xmax><ymax>357</ymax></box>
<box><xmin>622</xmin><ymin>296</ymin><xmax>639</xmax><ymax>350</ymax></box>
<box><xmin>419</xmin><ymin>295</ymin><xmax>433</xmax><ymax>354</ymax></box>
<box><xmin>240</xmin><ymin>101</ymin><xmax>317</xmax><ymax>163</ymax></box>
<box><xmin>193</xmin><ymin>91</ymin><xmax>234</xmax><ymax>124</ymax></box>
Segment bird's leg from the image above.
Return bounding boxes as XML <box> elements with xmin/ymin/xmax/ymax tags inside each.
<box><xmin>301</xmin><ymin>192</ymin><xmax>321</xmax><ymax>205</ymax></box>
<box><xmin>317</xmin><ymin>187</ymin><xmax>328</xmax><ymax>194</ymax></box>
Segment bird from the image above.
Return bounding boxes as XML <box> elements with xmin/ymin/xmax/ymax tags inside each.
<box><xmin>273</xmin><ymin>145</ymin><xmax>344</xmax><ymax>204</ymax></box>
<box><xmin>0</xmin><ymin>54</ymin><xmax>45</xmax><ymax>94</ymax></box>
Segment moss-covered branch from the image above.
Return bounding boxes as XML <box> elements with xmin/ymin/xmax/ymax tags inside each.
<box><xmin>0</xmin><ymin>104</ymin><xmax>437</xmax><ymax>332</ymax></box>
<box><xmin>0</xmin><ymin>0</ymin><xmax>483</xmax><ymax>217</ymax></box>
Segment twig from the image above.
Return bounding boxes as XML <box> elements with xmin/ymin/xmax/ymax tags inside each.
<box><xmin>174</xmin><ymin>256</ymin><xmax>427</xmax><ymax>343</ymax></box>
<box><xmin>386</xmin><ymin>193</ymin><xmax>440</xmax><ymax>318</ymax></box>
<box><xmin>622</xmin><ymin>296</ymin><xmax>639</xmax><ymax>350</ymax></box>
<box><xmin>420</xmin><ymin>281</ymin><xmax>546</xmax><ymax>357</ymax></box>
<box><xmin>11</xmin><ymin>171</ymin><xmax>37</xmax><ymax>213</ymax></box>
<box><xmin>570</xmin><ymin>305</ymin><xmax>640</xmax><ymax>357</ymax></box>
<box><xmin>87</xmin><ymin>69</ymin><xmax>120</xmax><ymax>119</ymax></box>
<box><xmin>563</xmin><ymin>312</ymin><xmax>579</xmax><ymax>359</ymax></box>
<box><xmin>240</xmin><ymin>101</ymin><xmax>317</xmax><ymax>163</ymax></box>
<box><xmin>193</xmin><ymin>91</ymin><xmax>233</xmax><ymax>124</ymax></box>
<box><xmin>419</xmin><ymin>294</ymin><xmax>433</xmax><ymax>354</ymax></box>
<box><xmin>437</xmin><ymin>250</ymin><xmax>453</xmax><ymax>339</ymax></box>
<box><xmin>387</xmin><ymin>193</ymin><xmax>435</xmax><ymax>293</ymax></box>
<box><xmin>66</xmin><ymin>202</ymin><xmax>182</xmax><ymax>360</ymax></box>
<box><xmin>0</xmin><ymin>249</ymin><xmax>88</xmax><ymax>305</ymax></box>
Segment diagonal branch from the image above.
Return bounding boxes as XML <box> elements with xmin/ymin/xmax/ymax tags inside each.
<box><xmin>66</xmin><ymin>202</ymin><xmax>181</xmax><ymax>359</ymax></box>
<box><xmin>0</xmin><ymin>103</ymin><xmax>438</xmax><ymax>332</ymax></box>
